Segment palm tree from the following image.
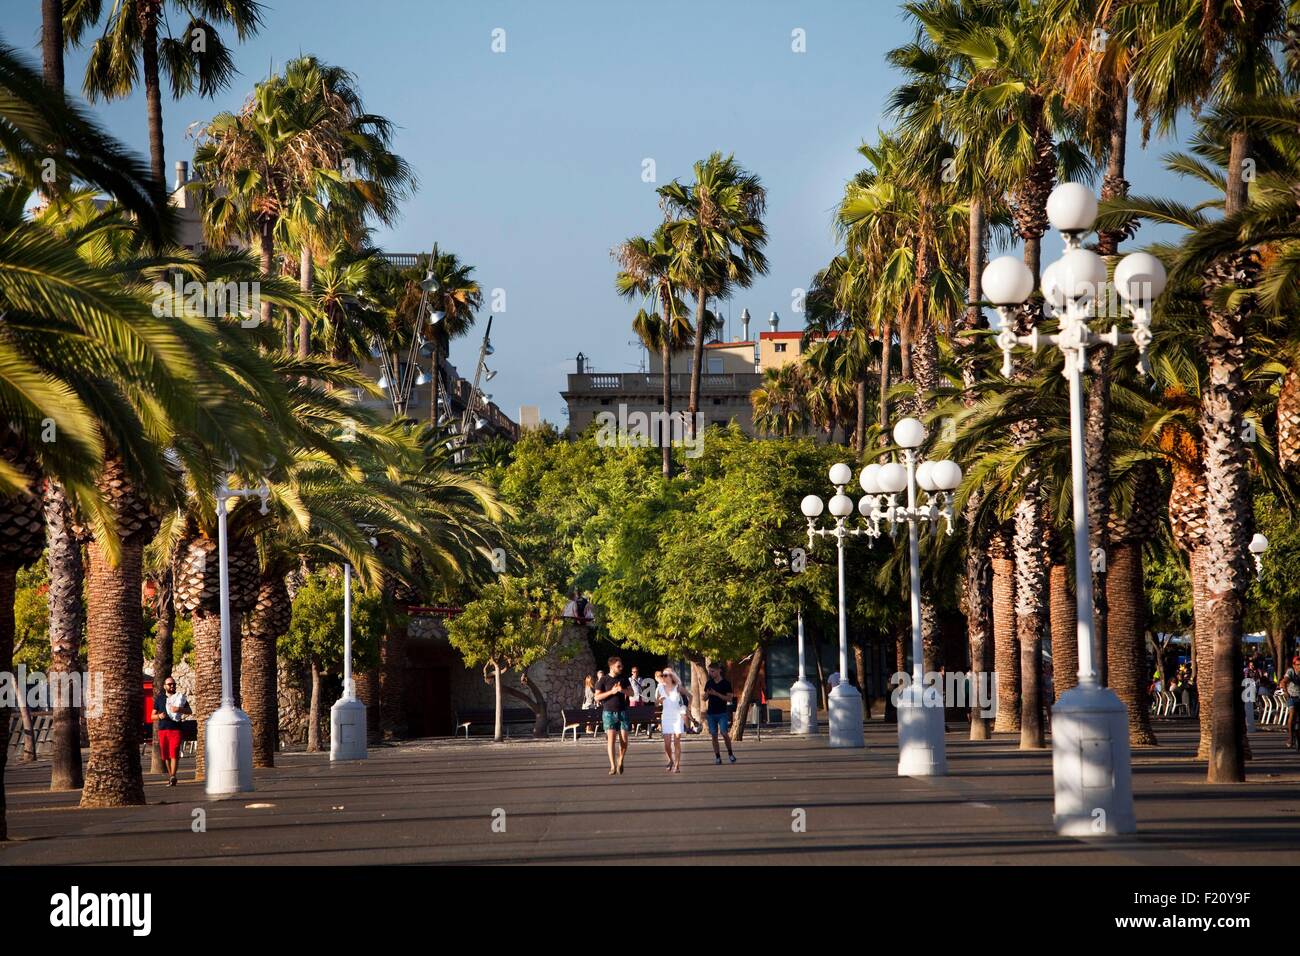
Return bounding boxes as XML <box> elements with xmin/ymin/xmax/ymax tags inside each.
<box><xmin>64</xmin><ymin>0</ymin><xmax>263</xmax><ymax>188</ymax></box>
<box><xmin>659</xmin><ymin>153</ymin><xmax>768</xmax><ymax>440</ymax></box>
<box><xmin>1119</xmin><ymin>0</ymin><xmax>1288</xmax><ymax>783</ymax></box>
<box><xmin>614</xmin><ymin>227</ymin><xmax>693</xmax><ymax>479</ymax></box>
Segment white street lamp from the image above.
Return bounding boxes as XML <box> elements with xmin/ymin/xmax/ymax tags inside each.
<box><xmin>1248</xmin><ymin>533</ymin><xmax>1269</xmax><ymax>578</ymax></box>
<box><xmin>802</xmin><ymin>464</ymin><xmax>866</xmax><ymax>747</ymax></box>
<box><xmin>332</xmin><ymin>532</ymin><xmax>378</xmax><ymax>762</ymax></box>
<box><xmin>979</xmin><ymin>182</ymin><xmax>1163</xmax><ymax>836</ymax></box>
<box><xmin>774</xmin><ymin>548</ymin><xmax>817</xmax><ymax>735</ymax></box>
<box><xmin>857</xmin><ymin>417</ymin><xmax>961</xmax><ymax>776</ymax></box>
<box><xmin>206</xmin><ymin>473</ymin><xmax>270</xmax><ymax>798</ymax></box>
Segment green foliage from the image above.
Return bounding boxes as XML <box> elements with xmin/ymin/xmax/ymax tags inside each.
<box><xmin>13</xmin><ymin>558</ymin><xmax>49</xmax><ymax>671</ymax></box>
<box><xmin>1249</xmin><ymin>489</ymin><xmax>1300</xmax><ymax>635</ymax></box>
<box><xmin>281</xmin><ymin>570</ymin><xmax>384</xmax><ymax>673</ymax></box>
<box><xmin>446</xmin><ymin>576</ymin><xmax>570</xmax><ymax>673</ymax></box>
<box><xmin>1145</xmin><ymin>548</ymin><xmax>1193</xmax><ymax>636</ymax></box>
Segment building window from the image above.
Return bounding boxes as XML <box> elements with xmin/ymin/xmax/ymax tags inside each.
<box><xmin>600</xmin><ymin>398</ymin><xmax>611</xmax><ymax>405</ymax></box>
<box><xmin>708</xmin><ymin>356</ymin><xmax>724</xmax><ymax>373</ymax></box>
<box><xmin>774</xmin><ymin>343</ymin><xmax>787</xmax><ymax>353</ymax></box>
<box><xmin>713</xmin><ymin>398</ymin><xmax>722</xmax><ymax>405</ymax></box>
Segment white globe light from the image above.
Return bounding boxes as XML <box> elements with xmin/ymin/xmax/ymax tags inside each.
<box><xmin>877</xmin><ymin>463</ymin><xmax>907</xmax><ymax>495</ymax></box>
<box><xmin>828</xmin><ymin>493</ymin><xmax>854</xmax><ymax>518</ymax></box>
<box><xmin>930</xmin><ymin>460</ymin><xmax>963</xmax><ymax>491</ymax></box>
<box><xmin>982</xmin><ymin>255</ymin><xmax>1035</xmax><ymax>306</ymax></box>
<box><xmin>916</xmin><ymin>460</ymin><xmax>937</xmax><ymax>492</ymax></box>
<box><xmin>829</xmin><ymin>462</ymin><xmax>853</xmax><ymax>487</ymax></box>
<box><xmin>857</xmin><ymin>495</ymin><xmax>873</xmax><ymax>516</ymax></box>
<box><xmin>1249</xmin><ymin>532</ymin><xmax>1269</xmax><ymax>555</ymax></box>
<box><xmin>800</xmin><ymin>494</ymin><xmax>824</xmax><ymax>518</ymax></box>
<box><xmin>1114</xmin><ymin>252</ymin><xmax>1167</xmax><ymax>304</ymax></box>
<box><xmin>893</xmin><ymin>417</ymin><xmax>926</xmax><ymax>449</ymax></box>
<box><xmin>1057</xmin><ymin>248</ymin><xmax>1107</xmax><ymax>301</ymax></box>
<box><xmin>1041</xmin><ymin>260</ymin><xmax>1067</xmax><ymax>309</ymax></box>
<box><xmin>859</xmin><ymin>463</ymin><xmax>882</xmax><ymax>495</ymax></box>
<box><xmin>1046</xmin><ymin>182</ymin><xmax>1098</xmax><ymax>233</ymax></box>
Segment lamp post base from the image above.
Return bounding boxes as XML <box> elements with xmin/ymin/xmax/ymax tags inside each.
<box><xmin>330</xmin><ymin>696</ymin><xmax>369</xmax><ymax>762</ymax></box>
<box><xmin>205</xmin><ymin>704</ymin><xmax>254</xmax><ymax>797</ymax></box>
<box><xmin>1050</xmin><ymin>684</ymin><xmax>1136</xmax><ymax>836</ymax></box>
<box><xmin>896</xmin><ymin>682</ymin><xmax>947</xmax><ymax>776</ymax></box>
<box><xmin>828</xmin><ymin>682</ymin><xmax>864</xmax><ymax>748</ymax></box>
<box><xmin>789</xmin><ymin>679</ymin><xmax>819</xmax><ymax>735</ymax></box>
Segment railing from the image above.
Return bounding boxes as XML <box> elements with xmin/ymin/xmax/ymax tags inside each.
<box><xmin>567</xmin><ymin>372</ymin><xmax>762</xmax><ymax>393</ymax></box>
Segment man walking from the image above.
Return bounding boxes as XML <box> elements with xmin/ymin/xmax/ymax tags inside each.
<box><xmin>1283</xmin><ymin>654</ymin><xmax>1300</xmax><ymax>749</ymax></box>
<box><xmin>594</xmin><ymin>656</ymin><xmax>632</xmax><ymax>775</ymax></box>
<box><xmin>704</xmin><ymin>663</ymin><xmax>736</xmax><ymax>764</ymax></box>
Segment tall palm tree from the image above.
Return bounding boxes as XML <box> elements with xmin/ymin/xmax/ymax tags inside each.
<box><xmin>614</xmin><ymin>227</ymin><xmax>692</xmax><ymax>479</ymax></box>
<box><xmin>659</xmin><ymin>153</ymin><xmax>768</xmax><ymax>440</ymax></box>
<box><xmin>64</xmin><ymin>0</ymin><xmax>263</xmax><ymax>188</ymax></box>
<box><xmin>1119</xmin><ymin>0</ymin><xmax>1287</xmax><ymax>783</ymax></box>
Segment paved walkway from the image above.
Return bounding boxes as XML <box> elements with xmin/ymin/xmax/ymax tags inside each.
<box><xmin>2</xmin><ymin>721</ymin><xmax>1298</xmax><ymax>865</ymax></box>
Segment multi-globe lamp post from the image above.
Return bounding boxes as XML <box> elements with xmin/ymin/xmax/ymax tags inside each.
<box><xmin>773</xmin><ymin>548</ymin><xmax>817</xmax><ymax>735</ymax></box>
<box><xmin>858</xmin><ymin>418</ymin><xmax>962</xmax><ymax>776</ymax></box>
<box><xmin>206</xmin><ymin>472</ymin><xmax>271</xmax><ymax>798</ymax></box>
<box><xmin>980</xmin><ymin>181</ymin><xmax>1166</xmax><ymax>836</ymax></box>
<box><xmin>800</xmin><ymin>463</ymin><xmax>866</xmax><ymax>747</ymax></box>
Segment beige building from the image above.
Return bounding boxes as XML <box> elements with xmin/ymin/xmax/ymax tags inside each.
<box><xmin>563</xmin><ymin>310</ymin><xmax>821</xmax><ymax>438</ymax></box>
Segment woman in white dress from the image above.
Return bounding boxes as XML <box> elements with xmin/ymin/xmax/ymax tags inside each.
<box><xmin>658</xmin><ymin>668</ymin><xmax>689</xmax><ymax>773</ymax></box>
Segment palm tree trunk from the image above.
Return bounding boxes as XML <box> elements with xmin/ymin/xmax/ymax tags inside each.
<box><xmin>1107</xmin><ymin>542</ymin><xmax>1158</xmax><ymax>745</ymax></box>
<box><xmin>0</xmin><ymin>565</ymin><xmax>15</xmax><ymax>840</ymax></box>
<box><xmin>688</xmin><ymin>287</ymin><xmax>707</xmax><ymax>440</ymax></box>
<box><xmin>660</xmin><ymin>334</ymin><xmax>673</xmax><ymax>480</ymax></box>
<box><xmin>1050</xmin><ymin>561</ymin><xmax>1078</xmax><ymax>700</ymax></box>
<box><xmin>992</xmin><ymin>551</ymin><xmax>1020</xmax><ymax>732</ymax></box>
<box><xmin>298</xmin><ymin>246</ymin><xmax>313</xmax><ymax>359</ymax></box>
<box><xmin>242</xmin><ymin>574</ymin><xmax>286</xmax><ymax>768</ymax></box>
<box><xmin>147</xmin><ymin>565</ymin><xmax>174</xmax><ymax>775</ymax></box>
<box><xmin>965</xmin><ymin>514</ymin><xmax>992</xmax><ymax>739</ymax></box>
<box><xmin>259</xmin><ymin>219</ymin><xmax>276</xmax><ymax>340</ymax></box>
<box><xmin>140</xmin><ymin>8</ymin><xmax>165</xmax><ymax>189</ymax></box>
<box><xmin>80</xmin><ymin>541</ymin><xmax>147</xmax><ymax>807</ymax></box>
<box><xmin>878</xmin><ymin>320</ymin><xmax>892</xmax><ymax>453</ymax></box>
<box><xmin>1191</xmin><ymin>549</ymin><xmax>1214</xmax><ymax>760</ymax></box>
<box><xmin>854</xmin><ymin>373</ymin><xmax>868</xmax><ymax>455</ymax></box>
<box><xmin>41</xmin><ymin>0</ymin><xmax>63</xmax><ymax>92</ymax></box>
<box><xmin>191</xmin><ymin>612</ymin><xmax>222</xmax><ymax>779</ymax></box>
<box><xmin>44</xmin><ymin>481</ymin><xmax>84</xmax><ymax>790</ymax></box>
<box><xmin>1015</xmin><ymin>492</ymin><xmax>1047</xmax><ymax>749</ymax></box>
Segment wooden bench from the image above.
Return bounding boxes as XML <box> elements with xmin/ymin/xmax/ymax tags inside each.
<box><xmin>561</xmin><ymin>705</ymin><xmax>660</xmax><ymax>740</ymax></box>
<box><xmin>454</xmin><ymin>708</ymin><xmax>536</xmax><ymax>738</ymax></box>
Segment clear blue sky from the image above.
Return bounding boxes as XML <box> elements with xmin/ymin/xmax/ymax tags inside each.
<box><xmin>7</xmin><ymin>0</ymin><xmax>1198</xmax><ymax>424</ymax></box>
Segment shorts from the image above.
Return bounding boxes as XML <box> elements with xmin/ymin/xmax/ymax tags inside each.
<box><xmin>602</xmin><ymin>710</ymin><xmax>630</xmax><ymax>732</ymax></box>
<box><xmin>157</xmin><ymin>728</ymin><xmax>182</xmax><ymax>761</ymax></box>
<box><xmin>1287</xmin><ymin>696</ymin><xmax>1298</xmax><ymax>710</ymax></box>
<box><xmin>706</xmin><ymin>712</ymin><xmax>731</xmax><ymax>735</ymax></box>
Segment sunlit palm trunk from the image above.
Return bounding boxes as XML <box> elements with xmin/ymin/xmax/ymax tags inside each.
<box><xmin>991</xmin><ymin>540</ymin><xmax>1019</xmax><ymax>733</ymax></box>
<box><xmin>688</xmin><ymin>288</ymin><xmax>707</xmax><ymax>441</ymax></box>
<box><xmin>1050</xmin><ymin>560</ymin><xmax>1077</xmax><ymax>701</ymax></box>
<box><xmin>1014</xmin><ymin>489</ymin><xmax>1047</xmax><ymax>749</ymax></box>
<box><xmin>44</xmin><ymin>481</ymin><xmax>85</xmax><ymax>790</ymax></box>
<box><xmin>80</xmin><ymin>540</ymin><xmax>147</xmax><ymax>807</ymax></box>
<box><xmin>307</xmin><ymin>656</ymin><xmax>322</xmax><ymax>752</ymax></box>
<box><xmin>1106</xmin><ymin>542</ymin><xmax>1157</xmax><ymax>745</ymax></box>
<box><xmin>242</xmin><ymin>573</ymin><xmax>288</xmax><ymax>768</ymax></box>
<box><xmin>299</xmin><ymin>246</ymin><xmax>313</xmax><ymax>359</ymax></box>
<box><xmin>140</xmin><ymin>8</ymin><xmax>165</xmax><ymax>188</ymax></box>
<box><xmin>1201</xmin><ymin>134</ymin><xmax>1255</xmax><ymax>782</ymax></box>
<box><xmin>963</xmin><ymin>198</ymin><xmax>991</xmax><ymax>739</ymax></box>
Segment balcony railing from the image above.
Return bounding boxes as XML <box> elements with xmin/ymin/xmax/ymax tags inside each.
<box><xmin>567</xmin><ymin>372</ymin><xmax>761</xmax><ymax>393</ymax></box>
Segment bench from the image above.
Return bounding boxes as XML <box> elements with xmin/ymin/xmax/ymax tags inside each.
<box><xmin>454</xmin><ymin>708</ymin><xmax>536</xmax><ymax>738</ymax></box>
<box><xmin>561</xmin><ymin>705</ymin><xmax>660</xmax><ymax>741</ymax></box>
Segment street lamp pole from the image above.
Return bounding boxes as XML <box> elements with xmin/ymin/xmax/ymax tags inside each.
<box><xmin>981</xmin><ymin>181</ymin><xmax>1165</xmax><ymax>835</ymax></box>
<box><xmin>858</xmin><ymin>420</ymin><xmax>962</xmax><ymax>776</ymax></box>
<box><xmin>206</xmin><ymin>472</ymin><xmax>269</xmax><ymax>797</ymax></box>
<box><xmin>330</xmin><ymin>561</ymin><xmax>368</xmax><ymax>761</ymax></box>
<box><xmin>790</xmin><ymin>609</ymin><xmax>818</xmax><ymax>735</ymax></box>
<box><xmin>801</xmin><ymin>463</ymin><xmax>865</xmax><ymax>747</ymax></box>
